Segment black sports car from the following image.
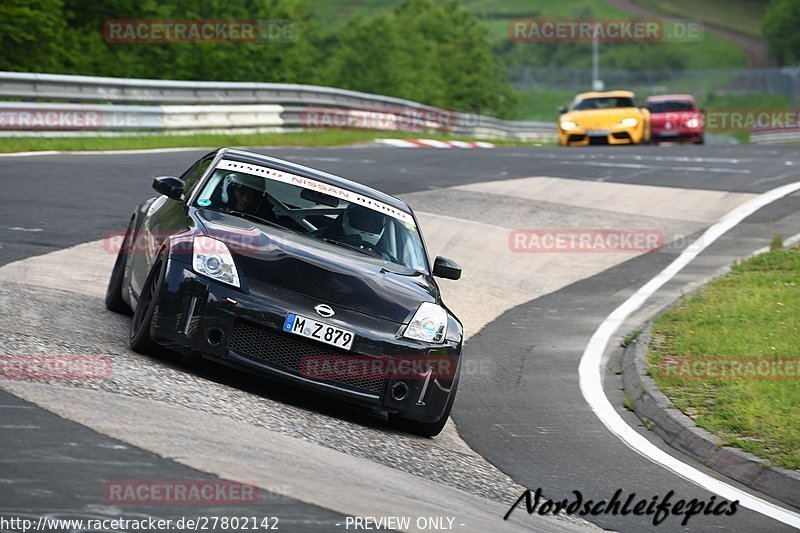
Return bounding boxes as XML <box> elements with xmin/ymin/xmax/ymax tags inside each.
<box><xmin>106</xmin><ymin>148</ymin><xmax>463</xmax><ymax>437</ymax></box>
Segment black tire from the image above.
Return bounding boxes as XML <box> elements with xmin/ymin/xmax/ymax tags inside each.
<box><xmin>694</xmin><ymin>136</ymin><xmax>705</xmax><ymax>145</ymax></box>
<box><xmin>105</xmin><ymin>220</ymin><xmax>133</xmax><ymax>315</ymax></box>
<box><xmin>129</xmin><ymin>254</ymin><xmax>166</xmax><ymax>355</ymax></box>
<box><xmin>388</xmin><ymin>379</ymin><xmax>459</xmax><ymax>438</ymax></box>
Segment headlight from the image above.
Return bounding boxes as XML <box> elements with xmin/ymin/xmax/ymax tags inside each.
<box><xmin>560</xmin><ymin>120</ymin><xmax>578</xmax><ymax>131</ymax></box>
<box><xmin>192</xmin><ymin>236</ymin><xmax>240</xmax><ymax>288</ymax></box>
<box><xmin>403</xmin><ymin>302</ymin><xmax>447</xmax><ymax>343</ymax></box>
<box><xmin>685</xmin><ymin>118</ymin><xmax>700</xmax><ymax>128</ymax></box>
<box><xmin>619</xmin><ymin>117</ymin><xmax>639</xmax><ymax>128</ymax></box>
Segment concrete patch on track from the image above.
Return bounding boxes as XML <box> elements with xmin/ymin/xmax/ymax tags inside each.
<box><xmin>454</xmin><ymin>177</ymin><xmax>756</xmax><ymax>223</ymax></box>
<box><xmin>1</xmin><ymin>381</ymin><xmax>585</xmax><ymax>533</ymax></box>
<box><xmin>409</xmin><ymin>177</ymin><xmax>754</xmax><ymax>339</ymax></box>
<box><xmin>0</xmin><ymin>282</ymin><xmax>589</xmax><ymax>531</ymax></box>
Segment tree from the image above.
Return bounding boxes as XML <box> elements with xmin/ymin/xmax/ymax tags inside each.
<box><xmin>763</xmin><ymin>0</ymin><xmax>800</xmax><ymax>65</ymax></box>
<box><xmin>0</xmin><ymin>0</ymin><xmax>69</xmax><ymax>72</ymax></box>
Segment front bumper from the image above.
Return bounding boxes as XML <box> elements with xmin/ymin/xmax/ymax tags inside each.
<box><xmin>149</xmin><ymin>258</ymin><xmax>460</xmax><ymax>423</ymax></box>
<box><xmin>559</xmin><ymin>126</ymin><xmax>643</xmax><ymax>146</ymax></box>
<box><xmin>651</xmin><ymin>128</ymin><xmax>703</xmax><ymax>142</ymax></box>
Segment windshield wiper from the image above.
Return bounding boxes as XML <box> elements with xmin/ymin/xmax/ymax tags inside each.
<box><xmin>227</xmin><ymin>210</ymin><xmax>282</xmax><ymax>229</ymax></box>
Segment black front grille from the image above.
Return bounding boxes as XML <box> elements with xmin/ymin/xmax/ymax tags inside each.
<box><xmin>228</xmin><ymin>320</ymin><xmax>386</xmax><ymax>395</ymax></box>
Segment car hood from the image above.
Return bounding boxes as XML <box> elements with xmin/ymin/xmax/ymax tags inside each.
<box><xmin>561</xmin><ymin>107</ymin><xmax>645</xmax><ymax>126</ymax></box>
<box><xmin>197</xmin><ymin>209</ymin><xmax>437</xmax><ymax>323</ymax></box>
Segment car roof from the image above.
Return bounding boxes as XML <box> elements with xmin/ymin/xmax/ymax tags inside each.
<box><xmin>575</xmin><ymin>90</ymin><xmax>635</xmax><ymax>99</ymax></box>
<box><xmin>646</xmin><ymin>94</ymin><xmax>696</xmax><ymax>102</ymax></box>
<box><xmin>216</xmin><ymin>148</ymin><xmax>412</xmax><ymax>214</ymax></box>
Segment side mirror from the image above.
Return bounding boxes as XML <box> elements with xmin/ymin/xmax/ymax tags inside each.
<box><xmin>433</xmin><ymin>256</ymin><xmax>461</xmax><ymax>280</ymax></box>
<box><xmin>558</xmin><ymin>105</ymin><xmax>568</xmax><ymax>115</ymax></box>
<box><xmin>699</xmin><ymin>108</ymin><xmax>706</xmax><ymax>115</ymax></box>
<box><xmin>153</xmin><ymin>176</ymin><xmax>185</xmax><ymax>201</ymax></box>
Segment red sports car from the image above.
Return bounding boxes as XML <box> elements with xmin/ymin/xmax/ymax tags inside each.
<box><xmin>645</xmin><ymin>94</ymin><xmax>704</xmax><ymax>144</ymax></box>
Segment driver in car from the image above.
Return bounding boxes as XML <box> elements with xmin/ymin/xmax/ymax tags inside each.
<box><xmin>222</xmin><ymin>173</ymin><xmax>264</xmax><ymax>213</ymax></box>
<box><xmin>322</xmin><ymin>204</ymin><xmax>388</xmax><ymax>258</ymax></box>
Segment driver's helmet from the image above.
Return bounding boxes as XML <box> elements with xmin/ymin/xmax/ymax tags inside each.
<box><xmin>220</xmin><ymin>173</ymin><xmax>265</xmax><ymax>205</ymax></box>
<box><xmin>341</xmin><ymin>204</ymin><xmax>386</xmax><ymax>246</ymax></box>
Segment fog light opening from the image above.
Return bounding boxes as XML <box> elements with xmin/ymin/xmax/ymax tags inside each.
<box><xmin>206</xmin><ymin>327</ymin><xmax>224</xmax><ymax>347</ymax></box>
<box><xmin>391</xmin><ymin>382</ymin><xmax>409</xmax><ymax>401</ymax></box>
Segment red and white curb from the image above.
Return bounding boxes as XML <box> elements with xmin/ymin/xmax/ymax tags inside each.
<box><xmin>376</xmin><ymin>139</ymin><xmax>495</xmax><ymax>149</ymax></box>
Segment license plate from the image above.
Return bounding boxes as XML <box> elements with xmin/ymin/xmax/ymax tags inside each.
<box><xmin>587</xmin><ymin>129</ymin><xmax>610</xmax><ymax>136</ymax></box>
<box><xmin>658</xmin><ymin>130</ymin><xmax>679</xmax><ymax>137</ymax></box>
<box><xmin>283</xmin><ymin>313</ymin><xmax>355</xmax><ymax>350</ymax></box>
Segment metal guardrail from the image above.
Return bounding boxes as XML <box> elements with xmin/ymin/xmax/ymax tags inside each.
<box><xmin>0</xmin><ymin>71</ymin><xmax>555</xmax><ymax>141</ymax></box>
<box><xmin>750</xmin><ymin>128</ymin><xmax>800</xmax><ymax>144</ymax></box>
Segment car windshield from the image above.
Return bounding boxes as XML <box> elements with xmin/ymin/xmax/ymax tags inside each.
<box><xmin>646</xmin><ymin>100</ymin><xmax>694</xmax><ymax>113</ymax></box>
<box><xmin>573</xmin><ymin>96</ymin><xmax>636</xmax><ymax>110</ymax></box>
<box><xmin>194</xmin><ymin>165</ymin><xmax>429</xmax><ymax>272</ymax></box>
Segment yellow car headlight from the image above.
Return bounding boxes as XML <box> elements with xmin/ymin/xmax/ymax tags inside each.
<box><xmin>560</xmin><ymin>120</ymin><xmax>579</xmax><ymax>131</ymax></box>
<box><xmin>619</xmin><ymin>118</ymin><xmax>639</xmax><ymax>128</ymax></box>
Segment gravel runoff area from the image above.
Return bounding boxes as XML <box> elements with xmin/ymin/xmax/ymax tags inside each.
<box><xmin>0</xmin><ymin>279</ymin><xmax>593</xmax><ymax>531</ymax></box>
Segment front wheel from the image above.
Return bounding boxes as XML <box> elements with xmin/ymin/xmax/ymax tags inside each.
<box><xmin>129</xmin><ymin>254</ymin><xmax>166</xmax><ymax>354</ymax></box>
<box><xmin>388</xmin><ymin>379</ymin><xmax>459</xmax><ymax>438</ymax></box>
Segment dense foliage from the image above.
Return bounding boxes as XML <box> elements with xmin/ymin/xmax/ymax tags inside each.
<box><xmin>0</xmin><ymin>0</ymin><xmax>512</xmax><ymax>116</ymax></box>
<box><xmin>762</xmin><ymin>0</ymin><xmax>800</xmax><ymax>66</ymax></box>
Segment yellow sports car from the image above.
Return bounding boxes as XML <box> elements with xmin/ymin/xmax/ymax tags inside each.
<box><xmin>557</xmin><ymin>90</ymin><xmax>651</xmax><ymax>146</ymax></box>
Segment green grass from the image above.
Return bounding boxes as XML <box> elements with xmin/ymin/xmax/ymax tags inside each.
<box><xmin>648</xmin><ymin>246</ymin><xmax>800</xmax><ymax>469</ymax></box>
<box><xmin>460</xmin><ymin>0</ymin><xmax>630</xmax><ymax>41</ymax></box>
<box><xmin>309</xmin><ymin>0</ymin><xmax>630</xmax><ymax>40</ymax></box>
<box><xmin>0</xmin><ymin>129</ymin><xmax>548</xmax><ymax>153</ymax></box>
<box><xmin>640</xmin><ymin>0</ymin><xmax>767</xmax><ymax>37</ymax></box>
<box><xmin>308</xmin><ymin>0</ymin><xmax>747</xmax><ymax>68</ymax></box>
<box><xmin>668</xmin><ymin>33</ymin><xmax>747</xmax><ymax>69</ymax></box>
<box><xmin>510</xmin><ymin>89</ymin><xmax>576</xmax><ymax>120</ymax></box>
<box><xmin>621</xmin><ymin>328</ymin><xmax>643</xmax><ymax>348</ymax></box>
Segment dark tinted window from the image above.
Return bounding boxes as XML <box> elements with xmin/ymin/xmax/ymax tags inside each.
<box><xmin>573</xmin><ymin>97</ymin><xmax>636</xmax><ymax>110</ymax></box>
<box><xmin>181</xmin><ymin>157</ymin><xmax>213</xmax><ymax>197</ymax></box>
<box><xmin>646</xmin><ymin>100</ymin><xmax>695</xmax><ymax>113</ymax></box>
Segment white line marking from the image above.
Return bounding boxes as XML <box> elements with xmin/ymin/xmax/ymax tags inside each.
<box><xmin>560</xmin><ymin>161</ymin><xmax>751</xmax><ymax>174</ymax></box>
<box><xmin>4</xmin><ymin>226</ymin><xmax>43</xmax><ymax>232</ymax></box>
<box><xmin>447</xmin><ymin>140</ymin><xmax>475</xmax><ymax>149</ymax></box>
<box><xmin>0</xmin><ymin>147</ymin><xmax>212</xmax><ymax>158</ymax></box>
<box><xmin>375</xmin><ymin>139</ymin><xmax>420</xmax><ymax>148</ymax></box>
<box><xmin>579</xmin><ymin>180</ymin><xmax>800</xmax><ymax>528</ymax></box>
<box><xmin>414</xmin><ymin>139</ymin><xmax>453</xmax><ymax>148</ymax></box>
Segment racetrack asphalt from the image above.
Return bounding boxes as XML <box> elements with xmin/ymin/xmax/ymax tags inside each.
<box><xmin>1</xmin><ymin>144</ymin><xmax>799</xmax><ymax>532</ymax></box>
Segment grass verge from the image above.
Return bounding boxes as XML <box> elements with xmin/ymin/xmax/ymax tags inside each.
<box><xmin>0</xmin><ymin>129</ymin><xmax>549</xmax><ymax>154</ymax></box>
<box><xmin>648</xmin><ymin>245</ymin><xmax>800</xmax><ymax>469</ymax></box>
<box><xmin>639</xmin><ymin>0</ymin><xmax>766</xmax><ymax>37</ymax></box>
